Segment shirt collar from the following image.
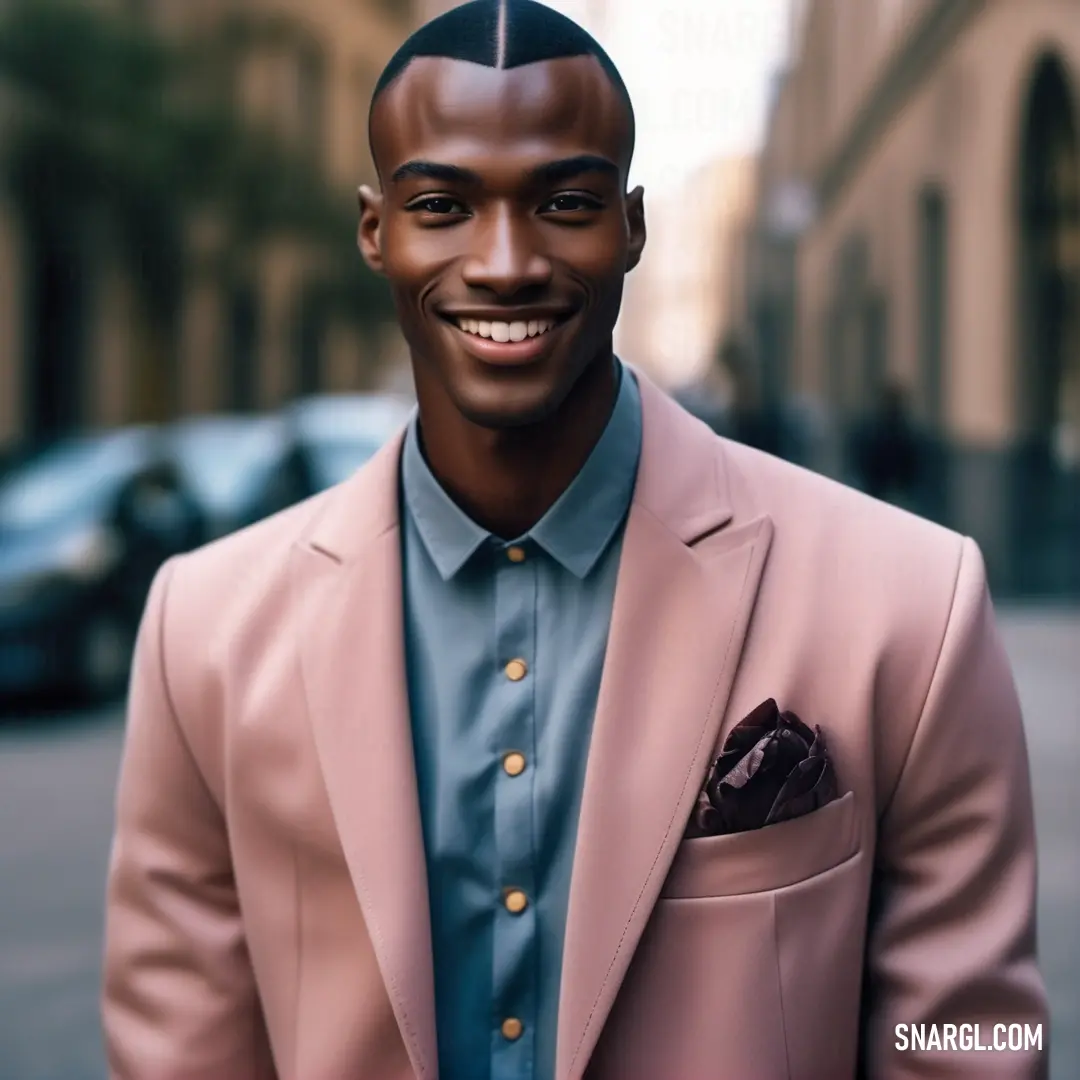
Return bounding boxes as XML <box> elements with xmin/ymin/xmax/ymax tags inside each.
<box><xmin>400</xmin><ymin>360</ymin><xmax>642</xmax><ymax>581</ymax></box>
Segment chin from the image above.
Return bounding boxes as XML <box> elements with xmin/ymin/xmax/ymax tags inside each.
<box><xmin>454</xmin><ymin>391</ymin><xmax>563</xmax><ymax>430</ymax></box>
<box><xmin>450</xmin><ymin>374</ymin><xmax>571</xmax><ymax>430</ymax></box>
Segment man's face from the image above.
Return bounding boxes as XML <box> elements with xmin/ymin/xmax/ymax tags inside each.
<box><xmin>360</xmin><ymin>55</ymin><xmax>645</xmax><ymax>429</ymax></box>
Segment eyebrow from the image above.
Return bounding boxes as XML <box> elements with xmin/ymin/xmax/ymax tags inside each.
<box><xmin>389</xmin><ymin>153</ymin><xmax>620</xmax><ymax>186</ymax></box>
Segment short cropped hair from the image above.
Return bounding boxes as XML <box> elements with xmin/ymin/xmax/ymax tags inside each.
<box><xmin>368</xmin><ymin>0</ymin><xmax>635</xmax><ymax>167</ymax></box>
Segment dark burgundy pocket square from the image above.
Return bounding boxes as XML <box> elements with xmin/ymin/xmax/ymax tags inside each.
<box><xmin>686</xmin><ymin>698</ymin><xmax>839</xmax><ymax>838</ymax></box>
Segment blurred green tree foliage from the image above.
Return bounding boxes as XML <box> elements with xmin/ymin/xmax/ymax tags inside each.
<box><xmin>0</xmin><ymin>0</ymin><xmax>393</xmax><ymax>343</ymax></box>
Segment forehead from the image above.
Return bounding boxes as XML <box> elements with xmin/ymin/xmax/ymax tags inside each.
<box><xmin>372</xmin><ymin>55</ymin><xmax>630</xmax><ymax>177</ymax></box>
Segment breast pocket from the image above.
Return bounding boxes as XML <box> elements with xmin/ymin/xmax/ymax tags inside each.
<box><xmin>661</xmin><ymin>789</ymin><xmax>859</xmax><ymax>899</ymax></box>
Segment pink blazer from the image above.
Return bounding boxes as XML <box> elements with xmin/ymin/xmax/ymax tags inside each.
<box><xmin>103</xmin><ymin>371</ymin><xmax>1048</xmax><ymax>1079</ymax></box>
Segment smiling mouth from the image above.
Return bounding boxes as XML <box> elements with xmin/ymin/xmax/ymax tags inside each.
<box><xmin>449</xmin><ymin>316</ymin><xmax>563</xmax><ymax>343</ymax></box>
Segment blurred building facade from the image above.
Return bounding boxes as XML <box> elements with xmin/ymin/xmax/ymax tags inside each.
<box><xmin>738</xmin><ymin>0</ymin><xmax>1080</xmax><ymax>596</ymax></box>
<box><xmin>0</xmin><ymin>0</ymin><xmax>417</xmax><ymax>452</ymax></box>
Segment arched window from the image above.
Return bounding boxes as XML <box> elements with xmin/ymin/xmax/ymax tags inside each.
<box><xmin>1017</xmin><ymin>54</ymin><xmax>1079</xmax><ymax>455</ymax></box>
<box><xmin>1015</xmin><ymin>53</ymin><xmax>1080</xmax><ymax>594</ymax></box>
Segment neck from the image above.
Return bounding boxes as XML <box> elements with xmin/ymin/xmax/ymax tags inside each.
<box><xmin>415</xmin><ymin>354</ymin><xmax>618</xmax><ymax>539</ymax></box>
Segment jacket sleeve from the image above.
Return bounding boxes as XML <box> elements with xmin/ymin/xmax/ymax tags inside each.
<box><xmin>861</xmin><ymin>537</ymin><xmax>1050</xmax><ymax>1078</ymax></box>
<box><xmin>102</xmin><ymin>557</ymin><xmax>276</xmax><ymax>1079</ymax></box>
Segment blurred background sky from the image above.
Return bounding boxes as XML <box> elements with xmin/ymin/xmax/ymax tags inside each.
<box><xmin>541</xmin><ymin>0</ymin><xmax>790</xmax><ymax>191</ymax></box>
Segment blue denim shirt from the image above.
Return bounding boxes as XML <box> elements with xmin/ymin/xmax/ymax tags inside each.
<box><xmin>399</xmin><ymin>363</ymin><xmax>642</xmax><ymax>1080</ymax></box>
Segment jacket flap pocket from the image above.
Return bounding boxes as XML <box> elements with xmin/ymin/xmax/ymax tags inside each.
<box><xmin>662</xmin><ymin>790</ymin><xmax>858</xmax><ymax>899</ymax></box>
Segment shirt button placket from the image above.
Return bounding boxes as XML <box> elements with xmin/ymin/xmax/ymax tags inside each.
<box><xmin>492</xmin><ymin>542</ymin><xmax>536</xmax><ymax>1077</ymax></box>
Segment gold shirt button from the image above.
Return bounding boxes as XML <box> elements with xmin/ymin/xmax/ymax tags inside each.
<box><xmin>501</xmin><ymin>1017</ymin><xmax>524</xmax><ymax>1041</ymax></box>
<box><xmin>506</xmin><ymin>545</ymin><xmax>526</xmax><ymax>563</ymax></box>
<box><xmin>503</xmin><ymin>751</ymin><xmax>527</xmax><ymax>777</ymax></box>
<box><xmin>505</xmin><ymin>658</ymin><xmax>528</xmax><ymax>681</ymax></box>
<box><xmin>504</xmin><ymin>888</ymin><xmax>528</xmax><ymax>914</ymax></box>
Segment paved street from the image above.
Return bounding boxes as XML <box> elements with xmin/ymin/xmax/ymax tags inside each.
<box><xmin>996</xmin><ymin>605</ymin><xmax>1080</xmax><ymax>1078</ymax></box>
<box><xmin>0</xmin><ymin>706</ymin><xmax>123</xmax><ymax>1080</ymax></box>
<box><xmin>0</xmin><ymin>607</ymin><xmax>1077</xmax><ymax>1079</ymax></box>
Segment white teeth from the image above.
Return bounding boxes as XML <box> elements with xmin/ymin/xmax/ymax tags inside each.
<box><xmin>457</xmin><ymin>317</ymin><xmax>556</xmax><ymax>340</ymax></box>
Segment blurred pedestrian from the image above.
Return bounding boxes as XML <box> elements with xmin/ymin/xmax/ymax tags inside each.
<box><xmin>247</xmin><ymin>443</ymin><xmax>316</xmax><ymax>524</ymax></box>
<box><xmin>853</xmin><ymin>380</ymin><xmax>920</xmax><ymax>503</ymax></box>
<box><xmin>719</xmin><ymin>336</ymin><xmax>783</xmax><ymax>457</ymax></box>
<box><xmin>109</xmin><ymin>461</ymin><xmax>206</xmax><ymax>623</ymax></box>
<box><xmin>114</xmin><ymin>462</ymin><xmax>206</xmax><ymax>554</ymax></box>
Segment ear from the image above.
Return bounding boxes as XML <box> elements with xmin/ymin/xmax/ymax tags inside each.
<box><xmin>357</xmin><ymin>185</ymin><xmax>385</xmax><ymax>274</ymax></box>
<box><xmin>624</xmin><ymin>185</ymin><xmax>646</xmax><ymax>273</ymax></box>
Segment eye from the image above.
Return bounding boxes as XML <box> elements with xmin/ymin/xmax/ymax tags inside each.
<box><xmin>541</xmin><ymin>193</ymin><xmax>603</xmax><ymax>214</ymax></box>
<box><xmin>408</xmin><ymin>196</ymin><xmax>468</xmax><ymax>216</ymax></box>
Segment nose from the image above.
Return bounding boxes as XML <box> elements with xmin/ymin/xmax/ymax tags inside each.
<box><xmin>460</xmin><ymin>206</ymin><xmax>552</xmax><ymax>297</ymax></box>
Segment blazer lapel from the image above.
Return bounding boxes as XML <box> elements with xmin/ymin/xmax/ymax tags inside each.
<box><xmin>291</xmin><ymin>432</ymin><xmax>438</xmax><ymax>1080</ymax></box>
<box><xmin>556</xmin><ymin>376</ymin><xmax>774</xmax><ymax>1080</ymax></box>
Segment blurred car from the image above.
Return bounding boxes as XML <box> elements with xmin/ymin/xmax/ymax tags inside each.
<box><xmin>281</xmin><ymin>392</ymin><xmax>414</xmax><ymax>495</ymax></box>
<box><xmin>165</xmin><ymin>413</ymin><xmax>294</xmax><ymax>539</ymax></box>
<box><xmin>0</xmin><ymin>427</ymin><xmax>205</xmax><ymax>706</ymax></box>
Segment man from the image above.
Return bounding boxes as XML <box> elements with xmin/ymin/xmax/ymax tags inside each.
<box><xmin>102</xmin><ymin>2</ymin><xmax>1048</xmax><ymax>1078</ymax></box>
